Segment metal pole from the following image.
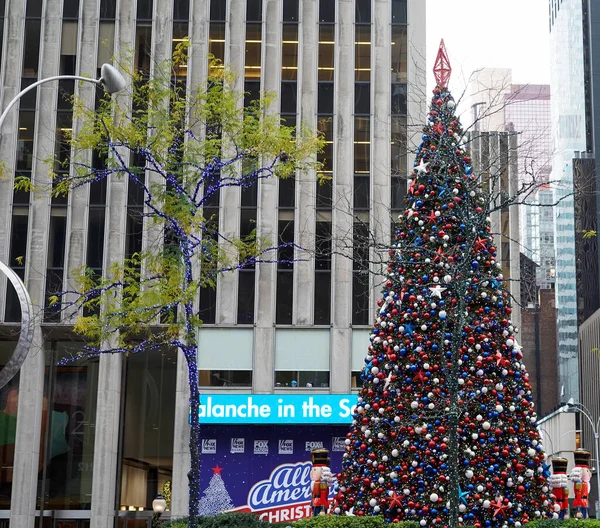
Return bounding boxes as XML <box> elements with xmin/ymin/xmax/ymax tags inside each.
<box><xmin>594</xmin><ymin>431</ymin><xmax>600</xmax><ymax>519</ymax></box>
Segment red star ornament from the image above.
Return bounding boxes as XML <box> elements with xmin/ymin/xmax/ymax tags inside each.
<box><xmin>475</xmin><ymin>237</ymin><xmax>488</xmax><ymax>251</ymax></box>
<box><xmin>389</xmin><ymin>491</ymin><xmax>402</xmax><ymax>509</ymax></box>
<box><xmin>212</xmin><ymin>464</ymin><xmax>223</xmax><ymax>475</ymax></box>
<box><xmin>491</xmin><ymin>497</ymin><xmax>508</xmax><ymax>518</ymax></box>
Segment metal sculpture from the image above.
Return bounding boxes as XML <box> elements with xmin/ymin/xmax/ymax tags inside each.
<box><xmin>0</xmin><ymin>260</ymin><xmax>34</xmax><ymax>389</ymax></box>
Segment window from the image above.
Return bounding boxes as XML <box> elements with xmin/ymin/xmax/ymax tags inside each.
<box><xmin>275</xmin><ymin>329</ymin><xmax>330</xmax><ymax>387</ymax></box>
<box><xmin>237</xmin><ymin>270</ymin><xmax>255</xmax><ymax>324</ymax></box>
<box><xmin>355</xmin><ymin>0</ymin><xmax>371</xmax><ymax>23</ymax></box>
<box><xmin>355</xmin><ymin>83</ymin><xmax>370</xmax><ymax>115</ymax></box>
<box><xmin>210</xmin><ymin>0</ymin><xmax>226</xmax><ymax>21</ymax></box>
<box><xmin>391</xmin><ymin>0</ymin><xmax>407</xmax><ymax>24</ymax></box>
<box><xmin>355</xmin><ymin>25</ymin><xmax>370</xmax><ymax>82</ymax></box>
<box><xmin>198</xmin><ymin>329</ymin><xmax>253</xmax><ymax>385</ymax></box>
<box><xmin>391</xmin><ymin>83</ymin><xmax>407</xmax><ymax>115</ymax></box>
<box><xmin>37</xmin><ymin>342</ymin><xmax>99</xmax><ymax>509</ymax></box>
<box><xmin>0</xmin><ymin>341</ymin><xmax>19</xmax><ymax>509</ymax></box>
<box><xmin>391</xmin><ymin>26</ymin><xmax>407</xmax><ymax>83</ymax></box>
<box><xmin>283</xmin><ymin>0</ymin><xmax>299</xmax><ymax>22</ymax></box>
<box><xmin>136</xmin><ymin>0</ymin><xmax>152</xmax><ymax>20</ymax></box>
<box><xmin>119</xmin><ymin>348</ymin><xmax>175</xmax><ymax>510</ymax></box>
<box><xmin>318</xmin><ymin>25</ymin><xmax>334</xmax><ymax>81</ymax></box>
<box><xmin>282</xmin><ymin>24</ymin><xmax>298</xmax><ymax>81</ymax></box>
<box><xmin>319</xmin><ymin>0</ymin><xmax>334</xmax><ymax>23</ymax></box>
<box><xmin>278</xmin><ymin>177</ymin><xmax>295</xmax><ymax>209</ymax></box>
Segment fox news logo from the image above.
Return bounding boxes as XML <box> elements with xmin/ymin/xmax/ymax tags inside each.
<box><xmin>254</xmin><ymin>440</ymin><xmax>269</xmax><ymax>455</ymax></box>
<box><xmin>231</xmin><ymin>438</ymin><xmax>245</xmax><ymax>454</ymax></box>
<box><xmin>201</xmin><ymin>439</ymin><xmax>217</xmax><ymax>454</ymax></box>
<box><xmin>278</xmin><ymin>439</ymin><xmax>293</xmax><ymax>454</ymax></box>
<box><xmin>305</xmin><ymin>441</ymin><xmax>324</xmax><ymax>452</ymax></box>
<box><xmin>332</xmin><ymin>437</ymin><xmax>346</xmax><ymax>452</ymax></box>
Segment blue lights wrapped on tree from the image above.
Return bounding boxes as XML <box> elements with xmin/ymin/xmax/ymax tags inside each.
<box><xmin>332</xmin><ymin>42</ymin><xmax>556</xmax><ymax>528</ymax></box>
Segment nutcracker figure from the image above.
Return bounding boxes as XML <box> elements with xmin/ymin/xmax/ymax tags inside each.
<box><xmin>310</xmin><ymin>449</ymin><xmax>333</xmax><ymax>516</ymax></box>
<box><xmin>569</xmin><ymin>449</ymin><xmax>592</xmax><ymax>518</ymax></box>
<box><xmin>549</xmin><ymin>457</ymin><xmax>569</xmax><ymax>519</ymax></box>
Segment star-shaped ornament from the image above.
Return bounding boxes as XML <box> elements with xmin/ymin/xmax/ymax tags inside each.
<box><xmin>458</xmin><ymin>486</ymin><xmax>470</xmax><ymax>505</ymax></box>
<box><xmin>389</xmin><ymin>492</ymin><xmax>402</xmax><ymax>509</ymax></box>
<box><xmin>429</xmin><ymin>285</ymin><xmax>447</xmax><ymax>299</ymax></box>
<box><xmin>491</xmin><ymin>497</ymin><xmax>508</xmax><ymax>518</ymax></box>
<box><xmin>345</xmin><ymin>507</ymin><xmax>355</xmax><ymax>517</ymax></box>
<box><xmin>212</xmin><ymin>464</ymin><xmax>223</xmax><ymax>475</ymax></box>
<box><xmin>403</xmin><ymin>323</ymin><xmax>415</xmax><ymax>336</ymax></box>
<box><xmin>495</xmin><ymin>351</ymin><xmax>503</xmax><ymax>366</ymax></box>
<box><xmin>414</xmin><ymin>159</ymin><xmax>429</xmax><ymax>174</ymax></box>
<box><xmin>384</xmin><ymin>372</ymin><xmax>394</xmax><ymax>390</ymax></box>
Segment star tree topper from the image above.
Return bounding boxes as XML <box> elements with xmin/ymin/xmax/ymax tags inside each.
<box><xmin>433</xmin><ymin>39</ymin><xmax>452</xmax><ymax>88</ymax></box>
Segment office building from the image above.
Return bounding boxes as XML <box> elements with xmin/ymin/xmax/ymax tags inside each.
<box><xmin>0</xmin><ymin>1</ymin><xmax>426</xmax><ymax>527</ymax></box>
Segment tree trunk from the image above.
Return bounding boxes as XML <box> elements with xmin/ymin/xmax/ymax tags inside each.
<box><xmin>186</xmin><ymin>347</ymin><xmax>201</xmax><ymax>528</ymax></box>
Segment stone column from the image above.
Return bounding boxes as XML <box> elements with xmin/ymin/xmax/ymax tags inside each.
<box><xmin>330</xmin><ymin>0</ymin><xmax>354</xmax><ymax>393</ymax></box>
<box><xmin>294</xmin><ymin>0</ymin><xmax>318</xmax><ymax>325</ymax></box>
<box><xmin>90</xmin><ymin>0</ymin><xmax>136</xmax><ymax>526</ymax></box>
<box><xmin>253</xmin><ymin>0</ymin><xmax>281</xmax><ymax>393</ymax></box>
<box><xmin>10</xmin><ymin>0</ymin><xmax>62</xmax><ymax>525</ymax></box>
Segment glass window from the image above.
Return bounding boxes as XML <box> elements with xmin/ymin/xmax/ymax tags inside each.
<box><xmin>87</xmin><ymin>208</ymin><xmax>105</xmax><ymax>271</ymax></box>
<box><xmin>246</xmin><ymin>0</ymin><xmax>262</xmax><ymax>21</ymax></box>
<box><xmin>199</xmin><ymin>284</ymin><xmax>217</xmax><ymax>324</ymax></box>
<box><xmin>318</xmin><ymin>25</ymin><xmax>334</xmax><ymax>81</ymax></box>
<box><xmin>352</xmin><ymin>272</ymin><xmax>370</xmax><ymax>325</ymax></box>
<box><xmin>245</xmin><ymin>23</ymin><xmax>262</xmax><ymax>79</ymax></box>
<box><xmin>355</xmin><ymin>25</ymin><xmax>370</xmax><ymax>82</ymax></box>
<box><xmin>283</xmin><ymin>0</ymin><xmax>299</xmax><ymax>22</ymax></box>
<box><xmin>278</xmin><ymin>177</ymin><xmax>295</xmax><ymax>209</ymax></box>
<box><xmin>98</xmin><ymin>22</ymin><xmax>115</xmax><ymax>69</ymax></box>
<box><xmin>391</xmin><ymin>176</ymin><xmax>406</xmax><ymax>210</ymax></box>
<box><xmin>277</xmin><ymin>218</ymin><xmax>294</xmax><ymax>269</ymax></box>
<box><xmin>99</xmin><ymin>0</ymin><xmax>116</xmax><ymax>19</ymax></box>
<box><xmin>275</xmin><ymin>371</ymin><xmax>330</xmax><ymax>388</ymax></box>
<box><xmin>244</xmin><ymin>80</ymin><xmax>260</xmax><ymax>106</ymax></box>
<box><xmin>136</xmin><ymin>0</ymin><xmax>153</xmax><ymax>20</ymax></box>
<box><xmin>173</xmin><ymin>0</ymin><xmax>189</xmax><ymax>21</ymax></box>
<box><xmin>391</xmin><ymin>83</ymin><xmax>407</xmax><ymax>115</ymax></box>
<box><xmin>282</xmin><ymin>24</ymin><xmax>298</xmax><ymax>81</ymax></box>
<box><xmin>199</xmin><ymin>370</ymin><xmax>252</xmax><ymax>387</ymax></box>
<box><xmin>318</xmin><ymin>83</ymin><xmax>334</xmax><ymax>115</ymax></box>
<box><xmin>36</xmin><ymin>342</ymin><xmax>99</xmax><ymax>509</ymax></box>
<box><xmin>26</xmin><ymin>0</ymin><xmax>42</xmax><ymax>17</ymax></box>
<box><xmin>209</xmin><ymin>22</ymin><xmax>225</xmax><ymax>69</ymax></box>
<box><xmin>63</xmin><ymin>0</ymin><xmax>79</xmax><ymax>18</ymax></box>
<box><xmin>355</xmin><ymin>0</ymin><xmax>370</xmax><ymax>23</ymax></box>
<box><xmin>391</xmin><ymin>115</ymin><xmax>407</xmax><ymax>175</ymax></box>
<box><xmin>354</xmin><ymin>83</ymin><xmax>370</xmax><ymax>115</ymax></box>
<box><xmin>23</xmin><ymin>19</ymin><xmax>41</xmax><ymax>76</ymax></box>
<box><xmin>210</xmin><ymin>0</ymin><xmax>226</xmax><ymax>21</ymax></box>
<box><xmin>391</xmin><ymin>0</ymin><xmax>407</xmax><ymax>24</ymax></box>
<box><xmin>120</xmin><ymin>348</ymin><xmax>176</xmax><ymax>510</ymax></box>
<box><xmin>0</xmin><ymin>342</ymin><xmax>18</xmax><ymax>509</ymax></box>
<box><xmin>354</xmin><ymin>117</ymin><xmax>370</xmax><ymax>172</ymax></box>
<box><xmin>240</xmin><ymin>210</ymin><xmax>257</xmax><ymax>240</ymax></box>
<box><xmin>135</xmin><ymin>24</ymin><xmax>152</xmax><ymax>73</ymax></box>
<box><xmin>237</xmin><ymin>270</ymin><xmax>255</xmax><ymax>324</ymax></box>
<box><xmin>316</xmin><ymin>179</ymin><xmax>332</xmax><ymax>209</ymax></box>
<box><xmin>276</xmin><ymin>270</ymin><xmax>293</xmax><ymax>324</ymax></box>
<box><xmin>391</xmin><ymin>25</ymin><xmax>407</xmax><ymax>83</ymax></box>
<box><xmin>17</xmin><ymin>112</ymin><xmax>35</xmax><ymax>171</ymax></box>
<box><xmin>281</xmin><ymin>81</ymin><xmax>297</xmax><ymax>114</ymax></box>
<box><xmin>315</xmin><ymin>221</ymin><xmax>331</xmax><ymax>270</ymax></box>
<box><xmin>314</xmin><ymin>272</ymin><xmax>331</xmax><ymax>324</ymax></box>
<box><xmin>319</xmin><ymin>0</ymin><xmax>334</xmax><ymax>23</ymax></box>
<box><xmin>354</xmin><ymin>175</ymin><xmax>370</xmax><ymax>210</ymax></box>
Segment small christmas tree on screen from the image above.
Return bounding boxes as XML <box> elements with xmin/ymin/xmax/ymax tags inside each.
<box><xmin>332</xmin><ymin>41</ymin><xmax>555</xmax><ymax>527</ymax></box>
<box><xmin>198</xmin><ymin>465</ymin><xmax>234</xmax><ymax>516</ymax></box>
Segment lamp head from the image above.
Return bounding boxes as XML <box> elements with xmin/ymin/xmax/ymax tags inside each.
<box><xmin>152</xmin><ymin>494</ymin><xmax>167</xmax><ymax>514</ymax></box>
<box><xmin>99</xmin><ymin>64</ymin><xmax>127</xmax><ymax>94</ymax></box>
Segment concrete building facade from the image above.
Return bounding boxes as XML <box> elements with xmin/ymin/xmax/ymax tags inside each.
<box><xmin>0</xmin><ymin>1</ymin><xmax>426</xmax><ymax>527</ymax></box>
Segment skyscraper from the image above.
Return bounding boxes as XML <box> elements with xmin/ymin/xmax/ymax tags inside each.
<box><xmin>0</xmin><ymin>1</ymin><xmax>426</xmax><ymax>526</ymax></box>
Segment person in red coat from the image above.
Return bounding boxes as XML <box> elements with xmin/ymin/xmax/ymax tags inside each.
<box><xmin>549</xmin><ymin>457</ymin><xmax>569</xmax><ymax>519</ymax></box>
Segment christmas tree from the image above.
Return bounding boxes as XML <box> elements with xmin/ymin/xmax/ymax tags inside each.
<box><xmin>332</xmin><ymin>41</ymin><xmax>554</xmax><ymax>528</ymax></box>
<box><xmin>198</xmin><ymin>465</ymin><xmax>234</xmax><ymax>516</ymax></box>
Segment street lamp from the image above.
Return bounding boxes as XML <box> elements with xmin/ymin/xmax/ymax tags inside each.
<box><xmin>0</xmin><ymin>63</ymin><xmax>126</xmax><ymax>131</ymax></box>
<box><xmin>560</xmin><ymin>399</ymin><xmax>600</xmax><ymax>518</ymax></box>
<box><xmin>152</xmin><ymin>493</ymin><xmax>167</xmax><ymax>528</ymax></box>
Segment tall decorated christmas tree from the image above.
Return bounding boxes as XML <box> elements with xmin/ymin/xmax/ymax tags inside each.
<box><xmin>332</xmin><ymin>42</ymin><xmax>555</xmax><ymax>528</ymax></box>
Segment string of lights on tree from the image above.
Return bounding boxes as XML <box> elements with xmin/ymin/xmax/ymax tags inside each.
<box><xmin>332</xmin><ymin>41</ymin><xmax>555</xmax><ymax>528</ymax></box>
<box><xmin>47</xmin><ymin>59</ymin><xmax>322</xmax><ymax>528</ymax></box>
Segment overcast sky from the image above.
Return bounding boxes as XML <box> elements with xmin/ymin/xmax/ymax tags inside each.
<box><xmin>426</xmin><ymin>0</ymin><xmax>551</xmax><ymax>97</ymax></box>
